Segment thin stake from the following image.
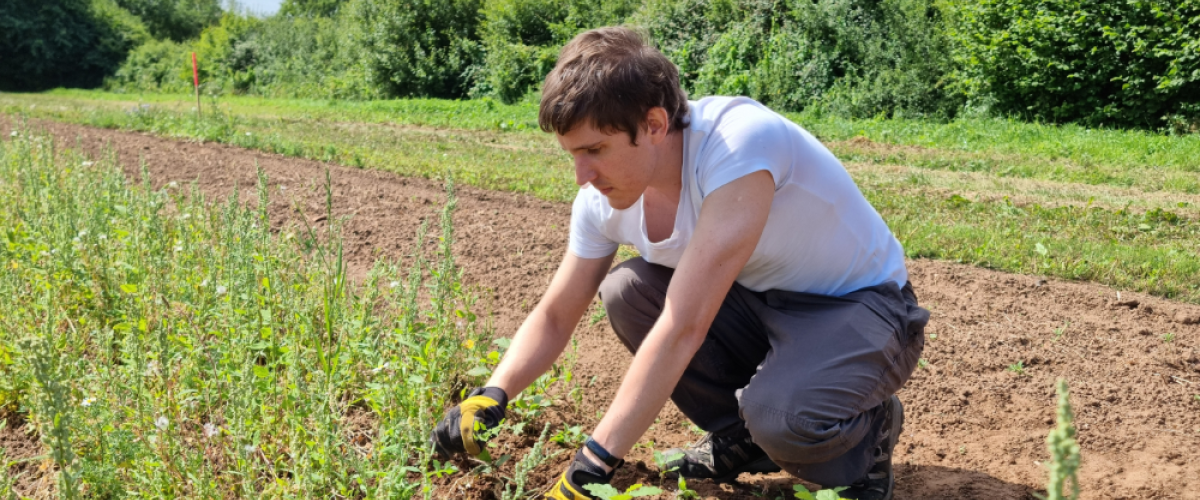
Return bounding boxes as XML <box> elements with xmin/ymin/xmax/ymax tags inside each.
<box><xmin>192</xmin><ymin>52</ymin><xmax>201</xmax><ymax>119</ymax></box>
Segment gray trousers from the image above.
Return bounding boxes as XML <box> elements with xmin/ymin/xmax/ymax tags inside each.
<box><xmin>598</xmin><ymin>258</ymin><xmax>928</xmax><ymax>486</ymax></box>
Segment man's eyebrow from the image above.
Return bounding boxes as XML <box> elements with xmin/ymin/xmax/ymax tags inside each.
<box><xmin>570</xmin><ymin>141</ymin><xmax>604</xmax><ymax>152</ymax></box>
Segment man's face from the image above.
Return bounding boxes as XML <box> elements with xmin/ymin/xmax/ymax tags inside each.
<box><xmin>557</xmin><ymin>123</ymin><xmax>652</xmax><ymax>210</ymax></box>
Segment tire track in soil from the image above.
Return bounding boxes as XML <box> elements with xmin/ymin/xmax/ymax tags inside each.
<box><xmin>6</xmin><ymin>116</ymin><xmax>1200</xmax><ymax>500</ymax></box>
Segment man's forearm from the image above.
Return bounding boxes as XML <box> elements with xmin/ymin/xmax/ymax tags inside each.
<box><xmin>587</xmin><ymin>311</ymin><xmax>707</xmax><ymax>459</ymax></box>
<box><xmin>486</xmin><ymin>307</ymin><xmax>575</xmax><ymax>398</ymax></box>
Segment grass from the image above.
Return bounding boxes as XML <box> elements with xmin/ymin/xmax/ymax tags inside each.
<box><xmin>0</xmin><ymin>125</ymin><xmax>555</xmax><ymax>497</ymax></box>
<box><xmin>2</xmin><ymin>90</ymin><xmax>1200</xmax><ymax>303</ymax></box>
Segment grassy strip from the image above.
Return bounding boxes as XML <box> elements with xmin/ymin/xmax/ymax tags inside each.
<box><xmin>0</xmin><ymin>127</ymin><xmax>505</xmax><ymax>497</ymax></box>
<box><xmin>1</xmin><ymin>92</ymin><xmax>1198</xmax><ymax>303</ymax></box>
<box><xmin>871</xmin><ymin>181</ymin><xmax>1200</xmax><ymax>302</ymax></box>
<box><xmin>7</xmin><ymin>90</ymin><xmax>1200</xmax><ymax>194</ymax></box>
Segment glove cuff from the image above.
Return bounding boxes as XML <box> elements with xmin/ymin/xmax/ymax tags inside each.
<box><xmin>468</xmin><ymin>386</ymin><xmax>509</xmax><ymax>408</ymax></box>
<box><xmin>569</xmin><ymin>448</ymin><xmax>617</xmax><ymax>487</ymax></box>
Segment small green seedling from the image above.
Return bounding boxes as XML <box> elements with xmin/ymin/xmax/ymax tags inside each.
<box><xmin>652</xmin><ymin>450</ymin><xmax>699</xmax><ymax>498</ymax></box>
<box><xmin>1008</xmin><ymin>360</ymin><xmax>1026</xmax><ymax>376</ymax></box>
<box><xmin>583</xmin><ymin>483</ymin><xmax>663</xmax><ymax>500</ymax></box>
<box><xmin>1053</xmin><ymin>321</ymin><xmax>1070</xmax><ymax>341</ymax></box>
<box><xmin>793</xmin><ymin>484</ymin><xmax>849</xmax><ymax>500</ymax></box>
<box><xmin>917</xmin><ymin>358</ymin><xmax>929</xmax><ymax>370</ymax></box>
<box><xmin>549</xmin><ymin>425</ymin><xmax>586</xmax><ymax>448</ymax></box>
<box><xmin>1161</xmin><ymin>332</ymin><xmax>1176</xmax><ymax>343</ymax></box>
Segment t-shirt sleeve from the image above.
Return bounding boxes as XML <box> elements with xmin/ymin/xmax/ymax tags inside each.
<box><xmin>568</xmin><ymin>188</ymin><xmax>620</xmax><ymax>259</ymax></box>
<box><xmin>695</xmin><ymin>103</ymin><xmax>793</xmax><ymax>197</ymax></box>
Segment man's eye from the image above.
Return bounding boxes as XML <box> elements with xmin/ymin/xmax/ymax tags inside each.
<box><xmin>587</xmin><ymin>148</ymin><xmax>601</xmax><ymax>155</ymax></box>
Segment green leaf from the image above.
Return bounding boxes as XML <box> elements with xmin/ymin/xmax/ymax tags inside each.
<box><xmin>465</xmin><ymin>366</ymin><xmax>491</xmax><ymax>377</ymax></box>
<box><xmin>583</xmin><ymin>484</ymin><xmax>622</xmax><ymax>499</ymax></box>
<box><xmin>626</xmin><ymin>484</ymin><xmax>663</xmax><ymax>497</ymax></box>
<box><xmin>815</xmin><ymin>490</ymin><xmax>844</xmax><ymax>500</ymax></box>
<box><xmin>1035</xmin><ymin>243</ymin><xmax>1048</xmax><ymax>256</ymax></box>
<box><xmin>253</xmin><ymin>365</ymin><xmax>270</xmax><ymax>379</ymax></box>
<box><xmin>120</xmin><ymin>284</ymin><xmax>138</xmax><ymax>294</ymax></box>
<box><xmin>794</xmin><ymin>484</ymin><xmax>816</xmax><ymax>500</ymax></box>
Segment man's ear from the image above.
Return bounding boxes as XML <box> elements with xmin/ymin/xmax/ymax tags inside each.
<box><xmin>643</xmin><ymin>107</ymin><xmax>670</xmax><ymax>145</ymax></box>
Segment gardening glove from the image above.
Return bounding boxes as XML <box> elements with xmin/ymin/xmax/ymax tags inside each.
<box><xmin>544</xmin><ymin>449</ymin><xmax>618</xmax><ymax>500</ymax></box>
<box><xmin>432</xmin><ymin>386</ymin><xmax>508</xmax><ymax>458</ymax></box>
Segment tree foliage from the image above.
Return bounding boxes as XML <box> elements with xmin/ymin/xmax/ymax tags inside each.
<box><xmin>114</xmin><ymin>0</ymin><xmax>222</xmax><ymax>41</ymax></box>
<box><xmin>0</xmin><ymin>0</ymin><xmax>149</xmax><ymax>91</ymax></box>
<box><xmin>351</xmin><ymin>0</ymin><xmax>484</xmax><ymax>99</ymax></box>
<box><xmin>949</xmin><ymin>0</ymin><xmax>1200</xmax><ymax>129</ymax></box>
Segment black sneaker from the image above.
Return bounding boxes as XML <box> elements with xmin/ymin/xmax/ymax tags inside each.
<box><xmin>841</xmin><ymin>395</ymin><xmax>904</xmax><ymax>500</ymax></box>
<box><xmin>662</xmin><ymin>425</ymin><xmax>781</xmax><ymax>483</ymax></box>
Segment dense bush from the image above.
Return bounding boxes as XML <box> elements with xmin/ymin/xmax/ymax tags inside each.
<box><xmin>473</xmin><ymin>0</ymin><xmax>638</xmax><ymax>102</ymax></box>
<box><xmin>0</xmin><ymin>0</ymin><xmax>149</xmax><ymax>91</ymax></box>
<box><xmin>635</xmin><ymin>0</ymin><xmax>959</xmax><ymax>118</ymax></box>
<box><xmin>114</xmin><ymin>0</ymin><xmax>222</xmax><ymax>41</ymax></box>
<box><xmin>351</xmin><ymin>0</ymin><xmax>484</xmax><ymax>99</ymax></box>
<box><xmin>949</xmin><ymin>0</ymin><xmax>1200</xmax><ymax>129</ymax></box>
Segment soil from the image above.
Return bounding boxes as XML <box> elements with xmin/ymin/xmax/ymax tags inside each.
<box><xmin>4</xmin><ymin>116</ymin><xmax>1200</xmax><ymax>500</ymax></box>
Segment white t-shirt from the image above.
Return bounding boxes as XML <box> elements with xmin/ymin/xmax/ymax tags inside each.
<box><xmin>568</xmin><ymin>96</ymin><xmax>908</xmax><ymax>296</ymax></box>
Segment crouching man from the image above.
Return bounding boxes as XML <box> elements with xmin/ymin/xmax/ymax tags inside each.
<box><xmin>433</xmin><ymin>26</ymin><xmax>928</xmax><ymax>500</ymax></box>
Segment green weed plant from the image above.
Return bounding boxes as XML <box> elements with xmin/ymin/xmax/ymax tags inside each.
<box><xmin>0</xmin><ymin>126</ymin><xmax>511</xmax><ymax>497</ymax></box>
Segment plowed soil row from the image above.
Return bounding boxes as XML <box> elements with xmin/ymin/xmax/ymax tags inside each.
<box><xmin>5</xmin><ymin>117</ymin><xmax>1200</xmax><ymax>500</ymax></box>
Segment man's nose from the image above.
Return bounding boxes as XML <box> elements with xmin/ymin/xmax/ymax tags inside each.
<box><xmin>574</xmin><ymin>158</ymin><xmax>596</xmax><ymax>186</ymax></box>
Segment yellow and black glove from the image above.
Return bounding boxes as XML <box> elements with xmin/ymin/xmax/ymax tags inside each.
<box><xmin>544</xmin><ymin>444</ymin><xmax>621</xmax><ymax>500</ymax></box>
<box><xmin>432</xmin><ymin>387</ymin><xmax>508</xmax><ymax>457</ymax></box>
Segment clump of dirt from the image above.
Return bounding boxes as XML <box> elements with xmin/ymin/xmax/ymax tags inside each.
<box><xmin>6</xmin><ymin>117</ymin><xmax>1200</xmax><ymax>499</ymax></box>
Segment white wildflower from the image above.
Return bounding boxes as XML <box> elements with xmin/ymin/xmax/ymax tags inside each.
<box><xmin>155</xmin><ymin>415</ymin><xmax>169</xmax><ymax>431</ymax></box>
<box><xmin>216</xmin><ymin>285</ymin><xmax>227</xmax><ymax>295</ymax></box>
<box><xmin>81</xmin><ymin>161</ymin><xmax>94</xmax><ymax>167</ymax></box>
<box><xmin>9</xmin><ymin>131</ymin><xmax>16</xmax><ymax>137</ymax></box>
<box><xmin>81</xmin><ymin>397</ymin><xmax>96</xmax><ymax>407</ymax></box>
<box><xmin>200</xmin><ymin>278</ymin><xmax>209</xmax><ymax>287</ymax></box>
<box><xmin>167</xmin><ymin>181</ymin><xmax>178</xmax><ymax>189</ymax></box>
<box><xmin>370</xmin><ymin>362</ymin><xmax>390</xmax><ymax>374</ymax></box>
<box><xmin>203</xmin><ymin>422</ymin><xmax>219</xmax><ymax>438</ymax></box>
<box><xmin>98</xmin><ymin>234</ymin><xmax>107</xmax><ymax>241</ymax></box>
<box><xmin>174</xmin><ymin>245</ymin><xmax>183</xmax><ymax>252</ymax></box>
<box><xmin>388</xmin><ymin>281</ymin><xmax>400</xmax><ymax>289</ymax></box>
<box><xmin>243</xmin><ymin>444</ymin><xmax>257</xmax><ymax>454</ymax></box>
<box><xmin>78</xmin><ymin>230</ymin><xmax>88</xmax><ymax>237</ymax></box>
<box><xmin>245</xmin><ymin>132</ymin><xmax>252</xmax><ymax>136</ymax></box>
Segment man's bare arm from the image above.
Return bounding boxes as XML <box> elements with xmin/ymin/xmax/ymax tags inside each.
<box><xmin>486</xmin><ymin>250</ymin><xmax>615</xmax><ymax>398</ymax></box>
<box><xmin>586</xmin><ymin>170</ymin><xmax>775</xmax><ymax>464</ymax></box>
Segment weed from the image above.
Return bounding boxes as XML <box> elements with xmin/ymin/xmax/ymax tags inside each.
<box><xmin>1161</xmin><ymin>332</ymin><xmax>1176</xmax><ymax>343</ymax></box>
<box><xmin>549</xmin><ymin>424</ymin><xmax>587</xmax><ymax>448</ymax></box>
<box><xmin>583</xmin><ymin>483</ymin><xmax>663</xmax><ymax>500</ymax></box>
<box><xmin>501</xmin><ymin>424</ymin><xmax>562</xmax><ymax>500</ymax></box>
<box><xmin>652</xmin><ymin>449</ymin><xmax>699</xmax><ymax>498</ymax></box>
<box><xmin>590</xmin><ymin>301</ymin><xmax>608</xmax><ymax>325</ymax></box>
<box><xmin>1053</xmin><ymin>321</ymin><xmax>1070</xmax><ymax>341</ymax></box>
<box><xmin>1007</xmin><ymin>360</ymin><xmax>1027</xmax><ymax>376</ymax></box>
<box><xmin>1039</xmin><ymin>379</ymin><xmax>1081</xmax><ymax>500</ymax></box>
<box><xmin>918</xmin><ymin>358</ymin><xmax>929</xmax><ymax>370</ymax></box>
<box><xmin>793</xmin><ymin>484</ymin><xmax>849</xmax><ymax>500</ymax></box>
<box><xmin>0</xmin><ymin>126</ymin><xmax>494</xmax><ymax>497</ymax></box>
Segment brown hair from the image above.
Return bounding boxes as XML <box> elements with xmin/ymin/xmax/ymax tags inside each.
<box><xmin>539</xmin><ymin>27</ymin><xmax>690</xmax><ymax>145</ymax></box>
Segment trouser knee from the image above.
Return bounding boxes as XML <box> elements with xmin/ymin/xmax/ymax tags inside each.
<box><xmin>597</xmin><ymin>258</ymin><xmax>672</xmax><ymax>353</ymax></box>
<box><xmin>741</xmin><ymin>402</ymin><xmax>884</xmax><ymax>487</ymax></box>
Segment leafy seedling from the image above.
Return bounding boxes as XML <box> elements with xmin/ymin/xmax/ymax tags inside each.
<box><xmin>549</xmin><ymin>425</ymin><xmax>586</xmax><ymax>448</ymax></box>
<box><xmin>1053</xmin><ymin>321</ymin><xmax>1070</xmax><ymax>341</ymax></box>
<box><xmin>1007</xmin><ymin>360</ymin><xmax>1026</xmax><ymax>376</ymax></box>
<box><xmin>652</xmin><ymin>450</ymin><xmax>699</xmax><ymax>498</ymax></box>
<box><xmin>1161</xmin><ymin>332</ymin><xmax>1176</xmax><ymax>343</ymax></box>
<box><xmin>584</xmin><ymin>483</ymin><xmax>663</xmax><ymax>500</ymax></box>
<box><xmin>793</xmin><ymin>484</ymin><xmax>849</xmax><ymax>500</ymax></box>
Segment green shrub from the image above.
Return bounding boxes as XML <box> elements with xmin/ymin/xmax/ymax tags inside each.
<box><xmin>634</xmin><ymin>0</ymin><xmax>958</xmax><ymax>118</ymax></box>
<box><xmin>0</xmin><ymin>0</ymin><xmax>149</xmax><ymax>91</ymax></box>
<box><xmin>948</xmin><ymin>0</ymin><xmax>1200</xmax><ymax>130</ymax></box>
<box><xmin>472</xmin><ymin>0</ymin><xmax>638</xmax><ymax>102</ymax></box>
<box><xmin>351</xmin><ymin>0</ymin><xmax>484</xmax><ymax>99</ymax></box>
<box><xmin>114</xmin><ymin>0</ymin><xmax>222</xmax><ymax>41</ymax></box>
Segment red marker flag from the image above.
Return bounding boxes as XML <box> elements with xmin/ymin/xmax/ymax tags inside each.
<box><xmin>192</xmin><ymin>52</ymin><xmax>199</xmax><ymax>88</ymax></box>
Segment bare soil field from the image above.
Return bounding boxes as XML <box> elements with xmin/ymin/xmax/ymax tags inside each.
<box><xmin>5</xmin><ymin>117</ymin><xmax>1200</xmax><ymax>499</ymax></box>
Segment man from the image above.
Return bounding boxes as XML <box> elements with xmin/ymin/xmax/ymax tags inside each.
<box><xmin>433</xmin><ymin>27</ymin><xmax>928</xmax><ymax>500</ymax></box>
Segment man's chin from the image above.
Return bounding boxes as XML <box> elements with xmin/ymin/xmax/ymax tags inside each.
<box><xmin>605</xmin><ymin>194</ymin><xmax>637</xmax><ymax>210</ymax></box>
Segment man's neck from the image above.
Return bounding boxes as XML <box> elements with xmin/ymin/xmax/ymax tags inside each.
<box><xmin>645</xmin><ymin>131</ymin><xmax>684</xmax><ymax>203</ymax></box>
